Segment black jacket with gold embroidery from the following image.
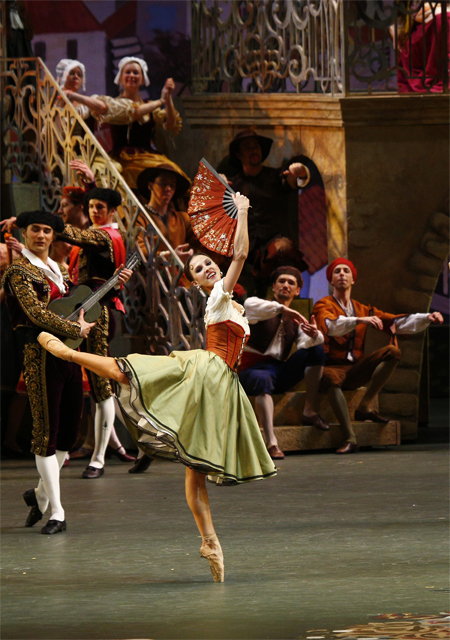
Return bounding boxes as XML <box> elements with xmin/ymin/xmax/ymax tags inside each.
<box><xmin>57</xmin><ymin>225</ymin><xmax>119</xmax><ymax>288</ymax></box>
<box><xmin>2</xmin><ymin>255</ymin><xmax>81</xmax><ymax>341</ymax></box>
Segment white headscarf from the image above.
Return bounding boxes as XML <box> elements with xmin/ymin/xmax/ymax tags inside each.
<box><xmin>114</xmin><ymin>56</ymin><xmax>150</xmax><ymax>87</ymax></box>
<box><xmin>56</xmin><ymin>59</ymin><xmax>86</xmax><ymax>91</ymax></box>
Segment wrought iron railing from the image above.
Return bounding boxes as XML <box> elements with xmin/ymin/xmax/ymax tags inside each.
<box><xmin>191</xmin><ymin>0</ymin><xmax>449</xmax><ymax>95</ymax></box>
<box><xmin>192</xmin><ymin>0</ymin><xmax>345</xmax><ymax>94</ymax></box>
<box><xmin>1</xmin><ymin>57</ymin><xmax>206</xmax><ymax>354</ymax></box>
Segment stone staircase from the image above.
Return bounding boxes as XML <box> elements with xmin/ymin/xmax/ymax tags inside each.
<box><xmin>250</xmin><ymin>385</ymin><xmax>401</xmax><ymax>452</ymax></box>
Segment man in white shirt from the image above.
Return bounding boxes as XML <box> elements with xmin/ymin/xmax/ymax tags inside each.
<box><xmin>313</xmin><ymin>258</ymin><xmax>444</xmax><ymax>453</ymax></box>
<box><xmin>239</xmin><ymin>266</ymin><xmax>329</xmax><ymax>460</ymax></box>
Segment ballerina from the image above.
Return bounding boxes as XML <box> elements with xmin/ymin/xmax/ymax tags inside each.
<box><xmin>37</xmin><ymin>192</ymin><xmax>276</xmax><ymax>582</ymax></box>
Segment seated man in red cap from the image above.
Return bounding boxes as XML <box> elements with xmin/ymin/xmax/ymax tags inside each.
<box><xmin>224</xmin><ymin>129</ymin><xmax>310</xmax><ymax>296</ymax></box>
<box><xmin>313</xmin><ymin>258</ymin><xmax>443</xmax><ymax>453</ymax></box>
<box><xmin>239</xmin><ymin>266</ymin><xmax>329</xmax><ymax>460</ymax></box>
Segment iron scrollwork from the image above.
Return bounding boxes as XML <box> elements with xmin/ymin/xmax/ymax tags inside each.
<box><xmin>191</xmin><ymin>0</ymin><xmax>345</xmax><ymax>95</ymax></box>
<box><xmin>191</xmin><ymin>0</ymin><xmax>448</xmax><ymax>95</ymax></box>
<box><xmin>1</xmin><ymin>57</ymin><xmax>207</xmax><ymax>355</ymax></box>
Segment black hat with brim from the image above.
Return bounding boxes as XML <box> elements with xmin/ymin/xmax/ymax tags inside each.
<box><xmin>16</xmin><ymin>210</ymin><xmax>65</xmax><ymax>233</ymax></box>
<box><xmin>136</xmin><ymin>163</ymin><xmax>190</xmax><ymax>201</ymax></box>
<box><xmin>83</xmin><ymin>188</ymin><xmax>122</xmax><ymax>209</ymax></box>
<box><xmin>229</xmin><ymin>129</ymin><xmax>273</xmax><ymax>168</ymax></box>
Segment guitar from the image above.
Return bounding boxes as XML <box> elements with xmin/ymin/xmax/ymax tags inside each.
<box><xmin>48</xmin><ymin>252</ymin><xmax>140</xmax><ymax>349</ymax></box>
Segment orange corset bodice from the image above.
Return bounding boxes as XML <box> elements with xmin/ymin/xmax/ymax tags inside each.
<box><xmin>206</xmin><ymin>321</ymin><xmax>249</xmax><ymax>372</ymax></box>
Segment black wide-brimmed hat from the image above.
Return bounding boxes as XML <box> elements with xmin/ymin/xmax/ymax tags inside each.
<box><xmin>137</xmin><ymin>163</ymin><xmax>190</xmax><ymax>200</ymax></box>
<box><xmin>228</xmin><ymin>129</ymin><xmax>273</xmax><ymax>168</ymax></box>
<box><xmin>84</xmin><ymin>188</ymin><xmax>122</xmax><ymax>209</ymax></box>
<box><xmin>16</xmin><ymin>210</ymin><xmax>65</xmax><ymax>233</ymax></box>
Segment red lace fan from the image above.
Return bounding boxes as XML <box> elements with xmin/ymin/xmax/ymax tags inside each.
<box><xmin>187</xmin><ymin>158</ymin><xmax>238</xmax><ymax>256</ymax></box>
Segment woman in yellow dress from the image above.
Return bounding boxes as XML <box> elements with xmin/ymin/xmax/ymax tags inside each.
<box><xmin>37</xmin><ymin>192</ymin><xmax>276</xmax><ymax>583</ymax></box>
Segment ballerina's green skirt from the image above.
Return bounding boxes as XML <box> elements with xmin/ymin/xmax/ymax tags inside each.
<box><xmin>115</xmin><ymin>280</ymin><xmax>277</xmax><ymax>485</ymax></box>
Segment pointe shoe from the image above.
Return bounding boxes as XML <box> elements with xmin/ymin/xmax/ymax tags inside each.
<box><xmin>37</xmin><ymin>332</ymin><xmax>73</xmax><ymax>361</ymax></box>
<box><xmin>200</xmin><ymin>533</ymin><xmax>224</xmax><ymax>583</ymax></box>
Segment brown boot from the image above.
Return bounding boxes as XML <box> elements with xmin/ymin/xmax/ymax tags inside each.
<box><xmin>37</xmin><ymin>332</ymin><xmax>74</xmax><ymax>362</ymax></box>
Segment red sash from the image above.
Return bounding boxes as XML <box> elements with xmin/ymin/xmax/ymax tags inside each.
<box><xmin>101</xmin><ymin>227</ymin><xmax>126</xmax><ymax>313</ymax></box>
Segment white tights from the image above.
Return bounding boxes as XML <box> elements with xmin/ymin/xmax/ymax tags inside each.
<box><xmin>89</xmin><ymin>396</ymin><xmax>115</xmax><ymax>469</ymax></box>
<box><xmin>35</xmin><ymin>450</ymin><xmax>67</xmax><ymax>522</ymax></box>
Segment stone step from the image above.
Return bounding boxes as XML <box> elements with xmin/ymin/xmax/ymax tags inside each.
<box><xmin>251</xmin><ymin>387</ymin><xmax>378</xmax><ymax>426</ymax></box>
<box><xmin>269</xmin><ymin>420</ymin><xmax>401</xmax><ymax>452</ymax></box>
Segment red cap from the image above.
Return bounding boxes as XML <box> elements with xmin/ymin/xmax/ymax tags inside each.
<box><xmin>62</xmin><ymin>186</ymin><xmax>85</xmax><ymax>205</ymax></box>
<box><xmin>326</xmin><ymin>258</ymin><xmax>357</xmax><ymax>283</ymax></box>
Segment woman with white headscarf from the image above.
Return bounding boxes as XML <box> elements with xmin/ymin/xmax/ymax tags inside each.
<box><xmin>55</xmin><ymin>58</ymin><xmax>90</xmax><ymax>122</ymax></box>
<box><xmin>65</xmin><ymin>56</ymin><xmax>188</xmax><ymax>192</ymax></box>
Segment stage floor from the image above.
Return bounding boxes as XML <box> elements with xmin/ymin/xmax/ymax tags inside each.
<box><xmin>1</xmin><ymin>413</ymin><xmax>449</xmax><ymax>640</ymax></box>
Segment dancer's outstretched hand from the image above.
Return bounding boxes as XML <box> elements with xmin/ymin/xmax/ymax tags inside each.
<box><xmin>300</xmin><ymin>314</ymin><xmax>319</xmax><ymax>339</ymax></box>
<box><xmin>357</xmin><ymin>316</ymin><xmax>383</xmax><ymax>330</ymax></box>
<box><xmin>232</xmin><ymin>192</ymin><xmax>250</xmax><ymax>213</ymax></box>
<box><xmin>161</xmin><ymin>78</ymin><xmax>175</xmax><ymax>104</ymax></box>
<box><xmin>281</xmin><ymin>305</ymin><xmax>308</xmax><ymax>325</ymax></box>
<box><xmin>69</xmin><ymin>159</ymin><xmax>95</xmax><ymax>184</ymax></box>
<box><xmin>175</xmin><ymin>243</ymin><xmax>194</xmax><ymax>263</ymax></box>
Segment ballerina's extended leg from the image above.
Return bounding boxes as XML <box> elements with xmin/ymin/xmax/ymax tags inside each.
<box><xmin>37</xmin><ymin>332</ymin><xmax>128</xmax><ymax>385</ymax></box>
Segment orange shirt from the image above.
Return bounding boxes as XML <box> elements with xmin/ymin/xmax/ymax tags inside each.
<box><xmin>313</xmin><ymin>295</ymin><xmax>400</xmax><ymax>364</ymax></box>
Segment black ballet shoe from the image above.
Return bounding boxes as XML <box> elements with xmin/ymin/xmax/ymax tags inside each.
<box><xmin>23</xmin><ymin>489</ymin><xmax>43</xmax><ymax>527</ymax></box>
<box><xmin>128</xmin><ymin>455</ymin><xmax>153</xmax><ymax>474</ymax></box>
<box><xmin>41</xmin><ymin>519</ymin><xmax>66</xmax><ymax>535</ymax></box>
<box><xmin>81</xmin><ymin>465</ymin><xmax>105</xmax><ymax>479</ymax></box>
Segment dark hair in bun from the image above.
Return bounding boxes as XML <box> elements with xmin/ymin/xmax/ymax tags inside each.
<box><xmin>183</xmin><ymin>252</ymin><xmax>210</xmax><ymax>283</ymax></box>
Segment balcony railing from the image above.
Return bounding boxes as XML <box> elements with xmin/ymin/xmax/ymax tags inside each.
<box><xmin>191</xmin><ymin>0</ymin><xmax>449</xmax><ymax>95</ymax></box>
<box><xmin>0</xmin><ymin>57</ymin><xmax>207</xmax><ymax>354</ymax></box>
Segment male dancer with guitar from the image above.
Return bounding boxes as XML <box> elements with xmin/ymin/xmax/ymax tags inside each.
<box><xmin>2</xmin><ymin>211</ymin><xmax>96</xmax><ymax>533</ymax></box>
<box><xmin>57</xmin><ymin>187</ymin><xmax>133</xmax><ymax>479</ymax></box>
<box><xmin>2</xmin><ymin>183</ymin><xmax>134</xmax><ymax>478</ymax></box>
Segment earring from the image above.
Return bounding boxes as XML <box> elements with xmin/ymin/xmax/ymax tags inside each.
<box><xmin>194</xmin><ymin>282</ymin><xmax>201</xmax><ymax>290</ymax></box>
<box><xmin>220</xmin><ymin>271</ymin><xmax>223</xmax><ymax>277</ymax></box>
